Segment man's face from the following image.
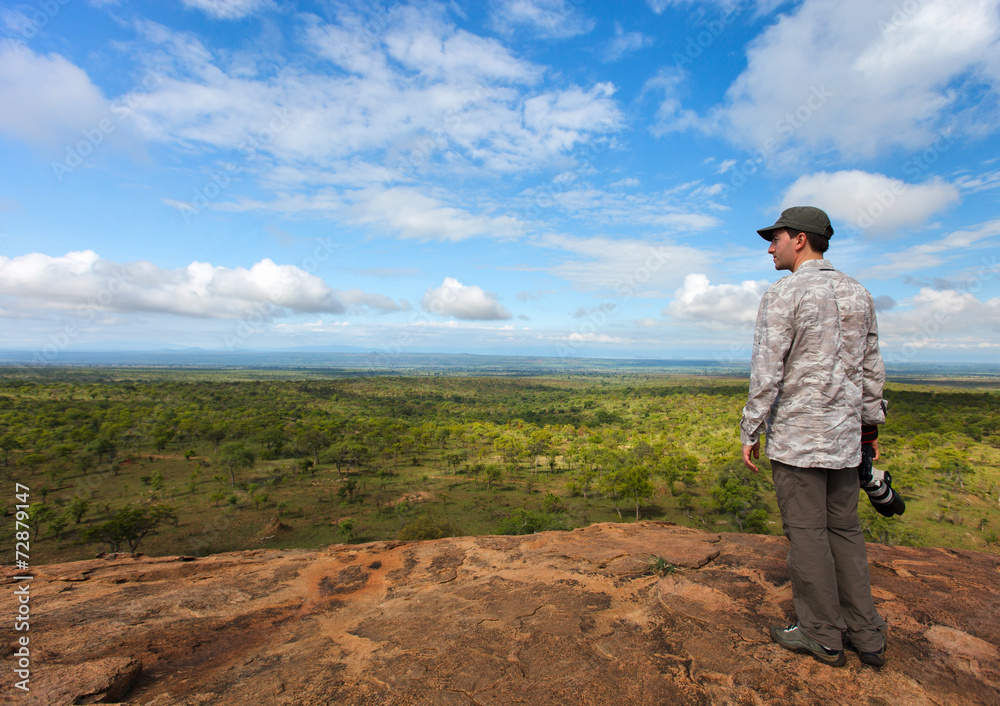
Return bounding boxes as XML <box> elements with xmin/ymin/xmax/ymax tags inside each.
<box><xmin>767</xmin><ymin>228</ymin><xmax>799</xmax><ymax>271</ymax></box>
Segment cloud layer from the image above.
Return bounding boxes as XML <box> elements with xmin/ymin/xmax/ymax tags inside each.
<box><xmin>0</xmin><ymin>252</ymin><xmax>406</xmax><ymax>319</ymax></box>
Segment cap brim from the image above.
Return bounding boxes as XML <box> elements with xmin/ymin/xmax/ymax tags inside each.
<box><xmin>756</xmin><ymin>225</ymin><xmax>780</xmax><ymax>240</ymax></box>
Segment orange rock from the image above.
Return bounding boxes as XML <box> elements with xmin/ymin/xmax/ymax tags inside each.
<box><xmin>4</xmin><ymin>522</ymin><xmax>999</xmax><ymax>705</ymax></box>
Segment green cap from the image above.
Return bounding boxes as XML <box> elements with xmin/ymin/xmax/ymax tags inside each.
<box><xmin>757</xmin><ymin>206</ymin><xmax>834</xmax><ymax>241</ymax></box>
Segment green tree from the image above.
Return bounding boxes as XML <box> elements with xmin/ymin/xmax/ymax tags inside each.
<box><xmin>27</xmin><ymin>504</ymin><xmax>54</xmax><ymax>539</ymax></box>
<box><xmin>663</xmin><ymin>453</ymin><xmax>700</xmax><ymax>490</ymax></box>
<box><xmin>19</xmin><ymin>453</ymin><xmax>46</xmax><ymax>472</ymax></box>
<box><xmin>0</xmin><ymin>433</ymin><xmax>23</xmax><ymax>467</ymax></box>
<box><xmin>86</xmin><ymin>505</ymin><xmax>178</xmax><ymax>553</ymax></box>
<box><xmin>337</xmin><ymin>478</ymin><xmax>359</xmax><ymax>503</ymax></box>
<box><xmin>623</xmin><ymin>466</ymin><xmax>656</xmax><ymax>520</ymax></box>
<box><xmin>297</xmin><ymin>428</ymin><xmax>329</xmax><ymax>466</ymax></box>
<box><xmin>494</xmin><ymin>435</ymin><xmax>525</xmax><ymax>471</ymax></box>
<box><xmin>219</xmin><ymin>442</ymin><xmax>255</xmax><ymax>487</ymax></box>
<box><xmin>598</xmin><ymin>465</ymin><xmax>655</xmax><ymax>520</ymax></box>
<box><xmin>337</xmin><ymin>518</ymin><xmax>355</xmax><ymax>542</ymax></box>
<box><xmin>541</xmin><ymin>491</ymin><xmax>564</xmax><ymax>514</ymax></box>
<box><xmin>76</xmin><ymin>454</ymin><xmax>96</xmax><ymax>475</ymax></box>
<box><xmin>49</xmin><ymin>511</ymin><xmax>70</xmax><ymax>537</ymax></box>
<box><xmin>444</xmin><ymin>450</ymin><xmax>469</xmax><ymax>474</ymax></box>
<box><xmin>711</xmin><ymin>466</ymin><xmax>768</xmax><ymax>532</ymax></box>
<box><xmin>88</xmin><ymin>438</ymin><xmax>117</xmax><ymax>465</ymax></box>
<box><xmin>495</xmin><ymin>508</ymin><xmax>564</xmax><ymax>535</ymax></box>
<box><xmin>152</xmin><ymin>427</ymin><xmax>175</xmax><ymax>452</ymax></box>
<box><xmin>53</xmin><ymin>443</ymin><xmax>76</xmax><ymax>460</ymax></box>
<box><xmin>204</xmin><ymin>425</ymin><xmax>227</xmax><ymax>448</ymax></box>
<box><xmin>934</xmin><ymin>448</ymin><xmax>974</xmax><ymax>490</ymax></box>
<box><xmin>256</xmin><ymin>425</ymin><xmax>288</xmax><ymax>459</ymax></box>
<box><xmin>68</xmin><ymin>496</ymin><xmax>91</xmax><ymax>524</ymax></box>
<box><xmin>484</xmin><ymin>464</ymin><xmax>503</xmax><ymax>491</ymax></box>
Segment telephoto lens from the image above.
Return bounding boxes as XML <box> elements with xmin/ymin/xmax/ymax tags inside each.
<box><xmin>858</xmin><ymin>444</ymin><xmax>906</xmax><ymax>517</ymax></box>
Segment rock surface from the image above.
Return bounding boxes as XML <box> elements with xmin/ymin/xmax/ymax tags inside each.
<box><xmin>3</xmin><ymin>521</ymin><xmax>999</xmax><ymax>705</ymax></box>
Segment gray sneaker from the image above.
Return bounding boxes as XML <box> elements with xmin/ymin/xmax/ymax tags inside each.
<box><xmin>770</xmin><ymin>624</ymin><xmax>846</xmax><ymax>667</ymax></box>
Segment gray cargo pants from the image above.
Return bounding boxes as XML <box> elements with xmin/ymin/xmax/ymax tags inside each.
<box><xmin>771</xmin><ymin>459</ymin><xmax>887</xmax><ymax>653</ymax></box>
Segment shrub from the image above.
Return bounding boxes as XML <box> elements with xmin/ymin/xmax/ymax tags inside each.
<box><xmin>398</xmin><ymin>516</ymin><xmax>464</xmax><ymax>541</ymax></box>
<box><xmin>541</xmin><ymin>491</ymin><xmax>565</xmax><ymax>514</ymax></box>
<box><xmin>495</xmin><ymin>509</ymin><xmax>565</xmax><ymax>535</ymax></box>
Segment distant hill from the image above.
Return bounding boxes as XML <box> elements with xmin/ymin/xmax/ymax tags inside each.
<box><xmin>1</xmin><ymin>349</ymin><xmax>999</xmax><ymax>382</ymax></box>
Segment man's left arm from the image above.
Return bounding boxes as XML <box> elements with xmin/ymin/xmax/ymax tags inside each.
<box><xmin>861</xmin><ymin>293</ymin><xmax>886</xmax><ymax>461</ymax></box>
<box><xmin>861</xmin><ymin>293</ymin><xmax>886</xmax><ymax>428</ymax></box>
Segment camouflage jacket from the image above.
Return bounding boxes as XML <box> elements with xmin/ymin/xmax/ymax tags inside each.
<box><xmin>740</xmin><ymin>259</ymin><xmax>886</xmax><ymax>469</ymax></box>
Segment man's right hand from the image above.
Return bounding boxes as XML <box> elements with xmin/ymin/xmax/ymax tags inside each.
<box><xmin>742</xmin><ymin>441</ymin><xmax>760</xmax><ymax>473</ymax></box>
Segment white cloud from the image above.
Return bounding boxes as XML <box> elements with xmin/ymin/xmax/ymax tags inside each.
<box><xmin>715</xmin><ymin>0</ymin><xmax>1000</xmax><ymax>160</ymax></box>
<box><xmin>206</xmin><ymin>191</ymin><xmax>344</xmax><ymax>216</ymax></box>
<box><xmin>273</xmin><ymin>319</ymin><xmax>351</xmax><ymax>334</ymax></box>
<box><xmin>644</xmin><ymin>68</ymin><xmax>703</xmax><ymax>137</ymax></box>
<box><xmin>602</xmin><ymin>23</ymin><xmax>653</xmax><ymax>62</ymax></box>
<box><xmin>540</xmin><ymin>235</ymin><xmax>711</xmax><ymax>295</ymax></box>
<box><xmin>421</xmin><ymin>277</ymin><xmax>512</xmax><ymax>320</ymax></box>
<box><xmin>522</xmin><ymin>82</ymin><xmax>623</xmax><ymax>154</ymax></box>
<box><xmin>124</xmin><ymin>8</ymin><xmax>621</xmax><ymax>178</ymax></box>
<box><xmin>782</xmin><ymin>170</ymin><xmax>961</xmax><ymax>236</ymax></box>
<box><xmin>955</xmin><ymin>169</ymin><xmax>1000</xmax><ymax>194</ymax></box>
<box><xmin>348</xmin><ymin>187</ymin><xmax>523</xmax><ymax>242</ymax></box>
<box><xmin>179</xmin><ymin>0</ymin><xmax>272</xmax><ymax>20</ymax></box>
<box><xmin>667</xmin><ymin>274</ymin><xmax>769</xmax><ymax>329</ymax></box>
<box><xmin>646</xmin><ymin>0</ymin><xmax>744</xmax><ymax>11</ymax></box>
<box><xmin>338</xmin><ymin>289</ymin><xmax>412</xmax><ymax>314</ymax></box>
<box><xmin>564</xmin><ymin>332</ymin><xmax>625</xmax><ymax>344</ymax></box>
<box><xmin>384</xmin><ymin>6</ymin><xmax>541</xmax><ymax>83</ymax></box>
<box><xmin>0</xmin><ymin>41</ymin><xmax>109</xmax><ymax>148</ymax></box>
<box><xmin>490</xmin><ymin>0</ymin><xmax>596</xmax><ymax>39</ymax></box>
<box><xmin>0</xmin><ymin>252</ymin><xmax>406</xmax><ymax>319</ymax></box>
<box><xmin>856</xmin><ymin>219</ymin><xmax>1000</xmax><ymax>279</ymax></box>
<box><xmin>517</xmin><ymin>179</ymin><xmax>721</xmax><ymax>231</ymax></box>
<box><xmin>879</xmin><ymin>287</ymin><xmax>1000</xmax><ymax>358</ymax></box>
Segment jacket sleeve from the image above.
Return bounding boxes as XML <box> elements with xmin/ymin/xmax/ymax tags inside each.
<box><xmin>740</xmin><ymin>289</ymin><xmax>793</xmax><ymax>445</ymax></box>
<box><xmin>861</xmin><ymin>293</ymin><xmax>886</xmax><ymax>427</ymax></box>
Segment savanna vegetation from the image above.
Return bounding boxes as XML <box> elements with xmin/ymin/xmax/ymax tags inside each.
<box><xmin>2</xmin><ymin>366</ymin><xmax>998</xmax><ymax>565</ymax></box>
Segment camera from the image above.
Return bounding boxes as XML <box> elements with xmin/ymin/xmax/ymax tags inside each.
<box><xmin>858</xmin><ymin>443</ymin><xmax>905</xmax><ymax>517</ymax></box>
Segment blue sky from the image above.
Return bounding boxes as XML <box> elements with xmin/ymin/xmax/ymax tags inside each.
<box><xmin>1</xmin><ymin>0</ymin><xmax>999</xmax><ymax>365</ymax></box>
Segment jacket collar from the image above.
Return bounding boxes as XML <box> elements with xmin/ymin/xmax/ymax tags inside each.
<box><xmin>795</xmin><ymin>258</ymin><xmax>833</xmax><ymax>272</ymax></box>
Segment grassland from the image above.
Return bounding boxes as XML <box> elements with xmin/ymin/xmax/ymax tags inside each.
<box><xmin>2</xmin><ymin>366</ymin><xmax>998</xmax><ymax>565</ymax></box>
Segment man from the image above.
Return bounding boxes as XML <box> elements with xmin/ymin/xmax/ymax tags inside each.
<box><xmin>739</xmin><ymin>206</ymin><xmax>888</xmax><ymax>668</ymax></box>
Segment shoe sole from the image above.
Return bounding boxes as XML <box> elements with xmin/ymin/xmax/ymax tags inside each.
<box><xmin>797</xmin><ymin>648</ymin><xmax>846</xmax><ymax>667</ymax></box>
